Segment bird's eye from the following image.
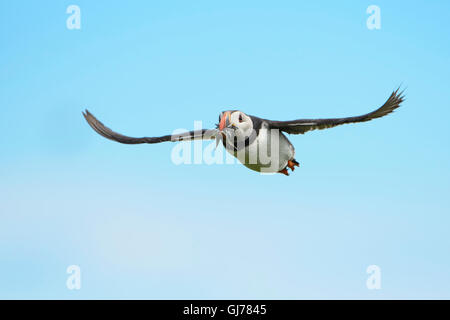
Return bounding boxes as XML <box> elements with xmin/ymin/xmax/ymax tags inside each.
<box><xmin>239</xmin><ymin>114</ymin><xmax>243</xmax><ymax>122</ymax></box>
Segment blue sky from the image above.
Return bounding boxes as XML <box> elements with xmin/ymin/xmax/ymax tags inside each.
<box><xmin>1</xmin><ymin>0</ymin><xmax>450</xmax><ymax>299</ymax></box>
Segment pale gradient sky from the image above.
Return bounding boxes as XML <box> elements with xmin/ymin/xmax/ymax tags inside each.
<box><xmin>1</xmin><ymin>0</ymin><xmax>449</xmax><ymax>299</ymax></box>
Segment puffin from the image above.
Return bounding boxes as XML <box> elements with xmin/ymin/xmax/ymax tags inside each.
<box><xmin>83</xmin><ymin>88</ymin><xmax>404</xmax><ymax>175</ymax></box>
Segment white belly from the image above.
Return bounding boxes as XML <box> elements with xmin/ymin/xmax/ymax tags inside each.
<box><xmin>227</xmin><ymin>128</ymin><xmax>295</xmax><ymax>173</ymax></box>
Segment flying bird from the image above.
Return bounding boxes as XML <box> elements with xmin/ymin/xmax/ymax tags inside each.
<box><xmin>83</xmin><ymin>88</ymin><xmax>404</xmax><ymax>175</ymax></box>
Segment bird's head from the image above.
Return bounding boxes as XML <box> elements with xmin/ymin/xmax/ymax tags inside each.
<box><xmin>217</xmin><ymin>110</ymin><xmax>253</xmax><ymax>139</ymax></box>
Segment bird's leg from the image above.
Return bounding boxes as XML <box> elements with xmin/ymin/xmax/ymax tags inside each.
<box><xmin>278</xmin><ymin>168</ymin><xmax>289</xmax><ymax>176</ymax></box>
<box><xmin>287</xmin><ymin>159</ymin><xmax>300</xmax><ymax>171</ymax></box>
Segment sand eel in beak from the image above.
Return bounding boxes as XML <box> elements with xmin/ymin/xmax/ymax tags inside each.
<box><xmin>83</xmin><ymin>88</ymin><xmax>405</xmax><ymax>176</ymax></box>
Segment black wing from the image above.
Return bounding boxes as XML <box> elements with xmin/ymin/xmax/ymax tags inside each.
<box><xmin>83</xmin><ymin>110</ymin><xmax>217</xmax><ymax>144</ymax></box>
<box><xmin>267</xmin><ymin>88</ymin><xmax>405</xmax><ymax>135</ymax></box>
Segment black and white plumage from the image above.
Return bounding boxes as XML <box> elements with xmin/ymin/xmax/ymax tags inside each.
<box><xmin>83</xmin><ymin>88</ymin><xmax>405</xmax><ymax>175</ymax></box>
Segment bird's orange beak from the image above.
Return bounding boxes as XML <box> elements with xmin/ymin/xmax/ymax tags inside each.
<box><xmin>219</xmin><ymin>111</ymin><xmax>230</xmax><ymax>131</ymax></box>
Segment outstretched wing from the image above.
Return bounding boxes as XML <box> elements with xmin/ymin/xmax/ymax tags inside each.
<box><xmin>267</xmin><ymin>88</ymin><xmax>405</xmax><ymax>135</ymax></box>
<box><xmin>83</xmin><ymin>110</ymin><xmax>217</xmax><ymax>144</ymax></box>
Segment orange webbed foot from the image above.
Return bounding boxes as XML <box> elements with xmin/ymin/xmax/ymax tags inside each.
<box><xmin>287</xmin><ymin>160</ymin><xmax>300</xmax><ymax>171</ymax></box>
<box><xmin>279</xmin><ymin>168</ymin><xmax>289</xmax><ymax>176</ymax></box>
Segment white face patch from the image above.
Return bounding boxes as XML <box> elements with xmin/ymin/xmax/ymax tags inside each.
<box><xmin>229</xmin><ymin>111</ymin><xmax>253</xmax><ymax>138</ymax></box>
